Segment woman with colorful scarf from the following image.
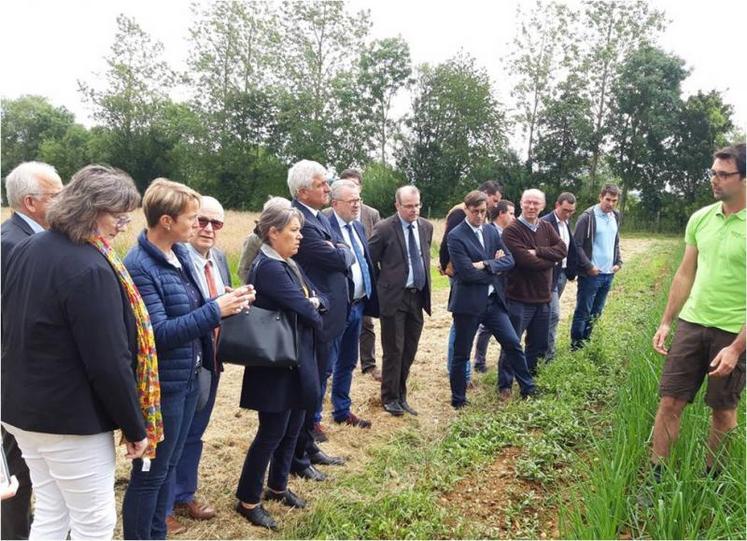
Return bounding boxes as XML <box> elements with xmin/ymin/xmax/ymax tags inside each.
<box><xmin>1</xmin><ymin>164</ymin><xmax>158</xmax><ymax>539</ymax></box>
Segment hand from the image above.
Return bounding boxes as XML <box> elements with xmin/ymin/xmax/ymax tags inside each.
<box><xmin>217</xmin><ymin>286</ymin><xmax>254</xmax><ymax>317</ymax></box>
<box><xmin>652</xmin><ymin>323</ymin><xmax>671</xmax><ymax>355</ymax></box>
<box><xmin>472</xmin><ymin>261</ymin><xmax>486</xmax><ymax>270</ymax></box>
<box><xmin>708</xmin><ymin>345</ymin><xmax>740</xmax><ymax>377</ymax></box>
<box><xmin>125</xmin><ymin>438</ymin><xmax>148</xmax><ymax>459</ymax></box>
<box><xmin>494</xmin><ymin>249</ymin><xmax>505</xmax><ymax>260</ymax></box>
<box><xmin>309</xmin><ymin>296</ymin><xmax>321</xmax><ymax>310</ymax></box>
<box><xmin>1</xmin><ymin>475</ymin><xmax>18</xmax><ymax>501</ymax></box>
<box><xmin>589</xmin><ymin>266</ymin><xmax>601</xmax><ymax>276</ymax></box>
<box><xmin>325</xmin><ymin>240</ymin><xmax>335</xmax><ymax>248</ymax></box>
<box><xmin>612</xmin><ymin>265</ymin><xmax>621</xmax><ymax>273</ymax></box>
<box><xmin>527</xmin><ymin>249</ymin><xmax>537</xmax><ymax>257</ymax></box>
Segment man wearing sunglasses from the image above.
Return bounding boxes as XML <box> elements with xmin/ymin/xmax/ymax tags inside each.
<box><xmin>167</xmin><ymin>196</ymin><xmax>233</xmax><ymax>533</ymax></box>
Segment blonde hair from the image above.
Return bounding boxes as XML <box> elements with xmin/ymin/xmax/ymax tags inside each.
<box><xmin>142</xmin><ymin>178</ymin><xmax>201</xmax><ymax>228</ymax></box>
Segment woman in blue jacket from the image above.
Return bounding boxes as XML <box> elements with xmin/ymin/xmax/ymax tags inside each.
<box><xmin>122</xmin><ymin>178</ymin><xmax>253</xmax><ymax>540</ymax></box>
<box><xmin>234</xmin><ymin>203</ymin><xmax>325</xmax><ymax>530</ymax></box>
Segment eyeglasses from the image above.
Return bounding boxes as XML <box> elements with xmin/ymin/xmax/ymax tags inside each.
<box><xmin>400</xmin><ymin>203</ymin><xmax>421</xmax><ymax>210</ymax></box>
<box><xmin>113</xmin><ymin>214</ymin><xmax>132</xmax><ymax>229</ymax></box>
<box><xmin>338</xmin><ymin>198</ymin><xmax>362</xmax><ymax>205</ymax></box>
<box><xmin>29</xmin><ymin>191</ymin><xmax>60</xmax><ymax>199</ymax></box>
<box><xmin>197</xmin><ymin>216</ymin><xmax>224</xmax><ymax>230</ymax></box>
<box><xmin>708</xmin><ymin>169</ymin><xmax>741</xmax><ymax>180</ymax></box>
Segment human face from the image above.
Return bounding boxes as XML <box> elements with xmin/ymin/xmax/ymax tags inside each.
<box><xmin>270</xmin><ymin>216</ymin><xmax>303</xmax><ymax>259</ymax></box>
<box><xmin>191</xmin><ymin>203</ymin><xmax>225</xmax><ymax>256</ymax></box>
<box><xmin>465</xmin><ymin>202</ymin><xmax>487</xmax><ymax>228</ymax></box>
<box><xmin>710</xmin><ymin>157</ymin><xmax>745</xmax><ymax>203</ymax></box>
<box><xmin>599</xmin><ymin>192</ymin><xmax>619</xmax><ymax>213</ymax></box>
<box><xmin>395</xmin><ymin>190</ymin><xmax>421</xmax><ymax>223</ymax></box>
<box><xmin>95</xmin><ymin>212</ymin><xmax>132</xmax><ymax>242</ymax></box>
<box><xmin>496</xmin><ymin>205</ymin><xmax>515</xmax><ymax>229</ymax></box>
<box><xmin>485</xmin><ymin>191</ymin><xmax>501</xmax><ymax>209</ymax></box>
<box><xmin>299</xmin><ymin>174</ymin><xmax>330</xmax><ymax>210</ymax></box>
<box><xmin>554</xmin><ymin>200</ymin><xmax>576</xmax><ymax>222</ymax></box>
<box><xmin>520</xmin><ymin>194</ymin><xmax>545</xmax><ymax>223</ymax></box>
<box><xmin>165</xmin><ymin>199</ymin><xmax>200</xmax><ymax>243</ymax></box>
<box><xmin>24</xmin><ymin>175</ymin><xmax>63</xmax><ymax>228</ymax></box>
<box><xmin>331</xmin><ymin>186</ymin><xmax>361</xmax><ymax>223</ymax></box>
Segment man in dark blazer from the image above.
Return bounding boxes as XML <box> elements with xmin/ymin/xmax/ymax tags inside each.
<box><xmin>289</xmin><ymin>160</ymin><xmax>354</xmax><ymax>480</ymax></box>
<box><xmin>326</xmin><ymin>180</ymin><xmax>379</xmax><ymax>428</ymax></box>
<box><xmin>541</xmin><ymin>192</ymin><xmax>578</xmax><ymax>360</ymax></box>
<box><xmin>167</xmin><ymin>196</ymin><xmax>234</xmax><ymax>533</ymax></box>
<box><xmin>1</xmin><ymin>161</ymin><xmax>63</xmax><ymax>540</ymax></box>
<box><xmin>447</xmin><ymin>191</ymin><xmax>536</xmax><ymax>408</ymax></box>
<box><xmin>369</xmin><ymin>185</ymin><xmax>433</xmax><ymax>417</ymax></box>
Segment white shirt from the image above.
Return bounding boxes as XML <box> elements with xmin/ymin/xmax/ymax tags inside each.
<box><xmin>186</xmin><ymin>244</ymin><xmax>226</xmax><ymax>299</ymax></box>
<box><xmin>334</xmin><ymin>212</ymin><xmax>365</xmax><ymax>300</ymax></box>
<box><xmin>553</xmin><ymin>211</ymin><xmax>570</xmax><ymax>269</ymax></box>
<box><xmin>297</xmin><ymin>200</ymin><xmax>319</xmax><ymax>218</ymax></box>
<box><xmin>15</xmin><ymin>212</ymin><xmax>45</xmax><ymax>234</ymax></box>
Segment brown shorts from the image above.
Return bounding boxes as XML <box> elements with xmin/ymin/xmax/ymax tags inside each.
<box><xmin>659</xmin><ymin>319</ymin><xmax>745</xmax><ymax>410</ymax></box>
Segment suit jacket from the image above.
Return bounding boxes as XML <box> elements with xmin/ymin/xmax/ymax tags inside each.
<box><xmin>328</xmin><ymin>214</ymin><xmax>380</xmax><ymax>318</ymax></box>
<box><xmin>1</xmin><ymin>213</ymin><xmax>35</xmax><ymax>282</ymax></box>
<box><xmin>447</xmin><ymin>220</ymin><xmax>515</xmax><ymax>315</ymax></box>
<box><xmin>540</xmin><ymin>211</ymin><xmax>578</xmax><ymax>283</ymax></box>
<box><xmin>368</xmin><ymin>214</ymin><xmax>433</xmax><ymax>317</ymax></box>
<box><xmin>213</xmin><ymin>247</ymin><xmax>232</xmax><ymax>288</ymax></box>
<box><xmin>292</xmin><ymin>199</ymin><xmax>354</xmax><ymax>342</ymax></box>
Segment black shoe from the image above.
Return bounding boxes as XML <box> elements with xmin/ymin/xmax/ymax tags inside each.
<box><xmin>292</xmin><ymin>465</ymin><xmax>327</xmax><ymax>482</ymax></box>
<box><xmin>235</xmin><ymin>502</ymin><xmax>278</xmax><ymax>530</ymax></box>
<box><xmin>474</xmin><ymin>362</ymin><xmax>487</xmax><ymax>373</ymax></box>
<box><xmin>520</xmin><ymin>388</ymin><xmax>539</xmax><ymax>400</ymax></box>
<box><xmin>310</xmin><ymin>451</ymin><xmax>345</xmax><ymax>466</ymax></box>
<box><xmin>452</xmin><ymin>399</ymin><xmax>470</xmax><ymax>410</ymax></box>
<box><xmin>399</xmin><ymin>400</ymin><xmax>418</xmax><ymax>416</ymax></box>
<box><xmin>264</xmin><ymin>488</ymin><xmax>306</xmax><ymax>509</ymax></box>
<box><xmin>383</xmin><ymin>401</ymin><xmax>405</xmax><ymax>416</ymax></box>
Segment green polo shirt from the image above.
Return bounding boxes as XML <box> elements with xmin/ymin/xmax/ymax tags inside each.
<box><xmin>679</xmin><ymin>202</ymin><xmax>746</xmax><ymax>334</ymax></box>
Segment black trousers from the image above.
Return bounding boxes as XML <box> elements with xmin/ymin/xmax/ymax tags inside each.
<box><xmin>380</xmin><ymin>289</ymin><xmax>424</xmax><ymax>404</ymax></box>
<box><xmin>1</xmin><ymin>427</ymin><xmax>32</xmax><ymax>540</ymax></box>
<box><xmin>236</xmin><ymin>409</ymin><xmax>306</xmax><ymax>504</ymax></box>
<box><xmin>359</xmin><ymin>316</ymin><xmax>377</xmax><ymax>372</ymax></box>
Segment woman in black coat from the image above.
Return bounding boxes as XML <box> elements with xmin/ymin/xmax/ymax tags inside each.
<box><xmin>234</xmin><ymin>203</ymin><xmax>325</xmax><ymax>530</ymax></box>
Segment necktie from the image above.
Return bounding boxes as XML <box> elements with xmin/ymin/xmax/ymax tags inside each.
<box><xmin>204</xmin><ymin>261</ymin><xmax>220</xmax><ymax>370</ymax></box>
<box><xmin>408</xmin><ymin>224</ymin><xmax>426</xmax><ymax>291</ymax></box>
<box><xmin>475</xmin><ymin>227</ymin><xmax>485</xmax><ymax>250</ymax></box>
<box><xmin>345</xmin><ymin>223</ymin><xmax>372</xmax><ymax>298</ymax></box>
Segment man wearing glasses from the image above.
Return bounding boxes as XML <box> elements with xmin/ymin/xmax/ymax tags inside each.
<box><xmin>650</xmin><ymin>143</ymin><xmax>745</xmax><ymax>480</ymax></box>
<box><xmin>1</xmin><ymin>161</ymin><xmax>62</xmax><ymax>540</ymax></box>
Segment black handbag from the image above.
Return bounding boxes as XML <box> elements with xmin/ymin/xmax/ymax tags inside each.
<box><xmin>217</xmin><ymin>305</ymin><xmax>299</xmax><ymax>368</ymax></box>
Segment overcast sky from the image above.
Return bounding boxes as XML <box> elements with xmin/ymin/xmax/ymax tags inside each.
<box><xmin>2</xmin><ymin>0</ymin><xmax>745</xmax><ymax>140</ymax></box>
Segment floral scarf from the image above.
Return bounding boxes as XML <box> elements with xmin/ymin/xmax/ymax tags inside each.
<box><xmin>88</xmin><ymin>235</ymin><xmax>163</xmax><ymax>458</ymax></box>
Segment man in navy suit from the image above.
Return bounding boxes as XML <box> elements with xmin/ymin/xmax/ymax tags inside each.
<box><xmin>541</xmin><ymin>192</ymin><xmax>578</xmax><ymax>361</ymax></box>
<box><xmin>288</xmin><ymin>160</ymin><xmax>354</xmax><ymax>481</ymax></box>
<box><xmin>325</xmin><ymin>179</ymin><xmax>379</xmax><ymax>428</ymax></box>
<box><xmin>1</xmin><ymin>161</ymin><xmax>62</xmax><ymax>540</ymax></box>
<box><xmin>447</xmin><ymin>191</ymin><xmax>536</xmax><ymax>408</ymax></box>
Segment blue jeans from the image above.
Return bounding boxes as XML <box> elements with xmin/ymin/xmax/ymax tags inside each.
<box><xmin>499</xmin><ymin>300</ymin><xmax>550</xmax><ymax>390</ymax></box>
<box><xmin>168</xmin><ymin>370</ymin><xmax>220</xmax><ymax>512</ymax></box>
<box><xmin>314</xmin><ymin>334</ymin><xmax>343</xmax><ymax>424</ymax></box>
<box><xmin>331</xmin><ymin>302</ymin><xmax>365</xmax><ymax>421</ymax></box>
<box><xmin>546</xmin><ymin>272</ymin><xmax>568</xmax><ymax>360</ymax></box>
<box><xmin>446</xmin><ymin>321</ymin><xmax>472</xmax><ymax>382</ymax></box>
<box><xmin>123</xmin><ymin>376</ymin><xmax>199</xmax><ymax>540</ymax></box>
<box><xmin>571</xmin><ymin>273</ymin><xmax>614</xmax><ymax>348</ymax></box>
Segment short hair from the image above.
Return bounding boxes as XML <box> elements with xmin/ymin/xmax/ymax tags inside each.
<box><xmin>46</xmin><ymin>165</ymin><xmax>140</xmax><ymax>244</ymax></box>
<box><xmin>262</xmin><ymin>196</ymin><xmax>292</xmax><ymax>211</ymax></box>
<box><xmin>599</xmin><ymin>184</ymin><xmax>621</xmax><ymax>197</ymax></box>
<box><xmin>489</xmin><ymin>199</ymin><xmax>514</xmax><ymax>221</ymax></box>
<box><xmin>521</xmin><ymin>188</ymin><xmax>545</xmax><ymax>202</ymax></box>
<box><xmin>339</xmin><ymin>168</ymin><xmax>363</xmax><ymax>184</ymax></box>
<box><xmin>287</xmin><ymin>160</ymin><xmax>327</xmax><ymax>197</ymax></box>
<box><xmin>714</xmin><ymin>143</ymin><xmax>746</xmax><ymax>178</ymax></box>
<box><xmin>464</xmin><ymin>190</ymin><xmax>487</xmax><ymax>208</ymax></box>
<box><xmin>556</xmin><ymin>192</ymin><xmax>576</xmax><ymax>205</ymax></box>
<box><xmin>4</xmin><ymin>161</ymin><xmax>62</xmax><ymax>210</ymax></box>
<box><xmin>478</xmin><ymin>180</ymin><xmax>503</xmax><ymax>196</ymax></box>
<box><xmin>200</xmin><ymin>195</ymin><xmax>224</xmax><ymax>217</ymax></box>
<box><xmin>330</xmin><ymin>179</ymin><xmax>359</xmax><ymax>201</ymax></box>
<box><xmin>257</xmin><ymin>205</ymin><xmax>304</xmax><ymax>243</ymax></box>
<box><xmin>142</xmin><ymin>178</ymin><xmax>201</xmax><ymax>228</ymax></box>
<box><xmin>395</xmin><ymin>185</ymin><xmax>420</xmax><ymax>204</ymax></box>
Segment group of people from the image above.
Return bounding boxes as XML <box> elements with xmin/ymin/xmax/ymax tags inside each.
<box><xmin>1</xmin><ymin>142</ymin><xmax>744</xmax><ymax>539</ymax></box>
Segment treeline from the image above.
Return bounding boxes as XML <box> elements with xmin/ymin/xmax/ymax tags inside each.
<box><xmin>1</xmin><ymin>0</ymin><xmax>742</xmax><ymax>229</ymax></box>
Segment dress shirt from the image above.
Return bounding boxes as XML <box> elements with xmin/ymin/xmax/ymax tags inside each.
<box><xmin>297</xmin><ymin>200</ymin><xmax>320</xmax><ymax>218</ymax></box>
<box><xmin>15</xmin><ymin>212</ymin><xmax>45</xmax><ymax>234</ymax></box>
<box><xmin>518</xmin><ymin>215</ymin><xmax>540</xmax><ymax>232</ymax></box>
<box><xmin>553</xmin><ymin>211</ymin><xmax>570</xmax><ymax>269</ymax></box>
<box><xmin>398</xmin><ymin>216</ymin><xmax>423</xmax><ymax>288</ymax></box>
<box><xmin>334</xmin><ymin>212</ymin><xmax>365</xmax><ymax>300</ymax></box>
<box><xmin>464</xmin><ymin>219</ymin><xmax>494</xmax><ymax>296</ymax></box>
<box><xmin>186</xmin><ymin>244</ymin><xmax>226</xmax><ymax>299</ymax></box>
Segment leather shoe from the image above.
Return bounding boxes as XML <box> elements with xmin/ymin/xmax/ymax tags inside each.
<box><xmin>335</xmin><ymin>413</ymin><xmax>372</xmax><ymax>428</ymax></box>
<box><xmin>383</xmin><ymin>401</ymin><xmax>405</xmax><ymax>416</ymax></box>
<box><xmin>312</xmin><ymin>422</ymin><xmax>328</xmax><ymax>443</ymax></box>
<box><xmin>235</xmin><ymin>502</ymin><xmax>278</xmax><ymax>530</ymax></box>
<box><xmin>363</xmin><ymin>367</ymin><xmax>383</xmax><ymax>381</ymax></box>
<box><xmin>310</xmin><ymin>451</ymin><xmax>345</xmax><ymax>466</ymax></box>
<box><xmin>174</xmin><ymin>498</ymin><xmax>216</xmax><ymax>520</ymax></box>
<box><xmin>474</xmin><ymin>362</ymin><xmax>487</xmax><ymax>373</ymax></box>
<box><xmin>399</xmin><ymin>400</ymin><xmax>418</xmax><ymax>416</ymax></box>
<box><xmin>292</xmin><ymin>465</ymin><xmax>327</xmax><ymax>481</ymax></box>
<box><xmin>264</xmin><ymin>488</ymin><xmax>306</xmax><ymax>508</ymax></box>
<box><xmin>499</xmin><ymin>388</ymin><xmax>512</xmax><ymax>401</ymax></box>
<box><xmin>166</xmin><ymin>514</ymin><xmax>186</xmax><ymax>535</ymax></box>
<box><xmin>452</xmin><ymin>399</ymin><xmax>471</xmax><ymax>410</ymax></box>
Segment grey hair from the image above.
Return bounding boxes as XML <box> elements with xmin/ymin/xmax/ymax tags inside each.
<box><xmin>521</xmin><ymin>188</ymin><xmax>546</xmax><ymax>202</ymax></box>
<box><xmin>257</xmin><ymin>206</ymin><xmax>305</xmax><ymax>243</ymax></box>
<box><xmin>262</xmin><ymin>196</ymin><xmax>292</xmax><ymax>211</ymax></box>
<box><xmin>47</xmin><ymin>164</ymin><xmax>141</xmax><ymax>244</ymax></box>
<box><xmin>330</xmin><ymin>179</ymin><xmax>359</xmax><ymax>201</ymax></box>
<box><xmin>395</xmin><ymin>185</ymin><xmax>420</xmax><ymax>204</ymax></box>
<box><xmin>287</xmin><ymin>160</ymin><xmax>327</xmax><ymax>197</ymax></box>
<box><xmin>4</xmin><ymin>161</ymin><xmax>61</xmax><ymax>209</ymax></box>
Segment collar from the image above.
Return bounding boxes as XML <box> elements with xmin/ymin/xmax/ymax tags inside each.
<box><xmin>594</xmin><ymin>204</ymin><xmax>614</xmax><ymax>218</ymax></box>
<box><xmin>715</xmin><ymin>204</ymin><xmax>746</xmax><ymax>220</ymax></box>
<box><xmin>260</xmin><ymin>243</ymin><xmax>288</xmax><ymax>262</ymax></box>
<box><xmin>464</xmin><ymin>218</ymin><xmax>483</xmax><ymax>235</ymax></box>
<box><xmin>333</xmin><ymin>211</ymin><xmax>353</xmax><ymax>230</ymax></box>
<box><xmin>399</xmin><ymin>216</ymin><xmax>417</xmax><ymax>229</ymax></box>
<box><xmin>297</xmin><ymin>200</ymin><xmax>319</xmax><ymax>218</ymax></box>
<box><xmin>553</xmin><ymin>211</ymin><xmax>567</xmax><ymax>226</ymax></box>
<box><xmin>518</xmin><ymin>215</ymin><xmax>539</xmax><ymax>232</ymax></box>
<box><xmin>14</xmin><ymin>211</ymin><xmax>45</xmax><ymax>234</ymax></box>
<box><xmin>185</xmin><ymin>243</ymin><xmax>215</xmax><ymax>267</ymax></box>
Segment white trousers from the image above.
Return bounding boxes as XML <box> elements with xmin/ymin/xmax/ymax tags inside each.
<box><xmin>2</xmin><ymin>423</ymin><xmax>116</xmax><ymax>540</ymax></box>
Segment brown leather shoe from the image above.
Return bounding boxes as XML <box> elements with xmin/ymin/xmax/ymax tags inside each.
<box><xmin>174</xmin><ymin>499</ymin><xmax>217</xmax><ymax>520</ymax></box>
<box><xmin>363</xmin><ymin>367</ymin><xmax>382</xmax><ymax>382</ymax></box>
<box><xmin>166</xmin><ymin>514</ymin><xmax>187</xmax><ymax>535</ymax></box>
<box><xmin>499</xmin><ymin>388</ymin><xmax>512</xmax><ymax>401</ymax></box>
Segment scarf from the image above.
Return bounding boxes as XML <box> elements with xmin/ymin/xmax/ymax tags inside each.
<box><xmin>88</xmin><ymin>235</ymin><xmax>164</xmax><ymax>458</ymax></box>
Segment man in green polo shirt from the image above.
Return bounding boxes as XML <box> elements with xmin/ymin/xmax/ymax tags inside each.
<box><xmin>650</xmin><ymin>143</ymin><xmax>746</xmax><ymax>478</ymax></box>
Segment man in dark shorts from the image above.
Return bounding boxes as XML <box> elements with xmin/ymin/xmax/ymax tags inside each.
<box><xmin>651</xmin><ymin>143</ymin><xmax>746</xmax><ymax>477</ymax></box>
